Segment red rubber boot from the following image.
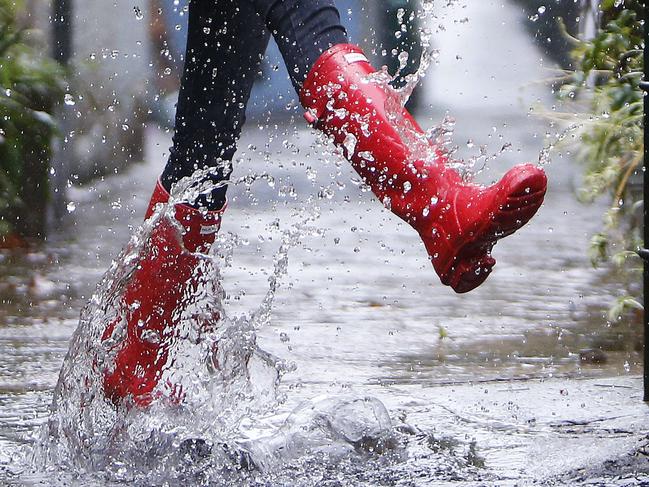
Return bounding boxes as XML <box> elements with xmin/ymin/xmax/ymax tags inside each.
<box><xmin>102</xmin><ymin>180</ymin><xmax>225</xmax><ymax>406</ymax></box>
<box><xmin>300</xmin><ymin>44</ymin><xmax>547</xmax><ymax>293</ymax></box>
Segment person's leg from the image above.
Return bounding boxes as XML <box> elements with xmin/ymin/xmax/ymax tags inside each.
<box><xmin>161</xmin><ymin>0</ymin><xmax>271</xmax><ymax>209</ymax></box>
<box><xmin>253</xmin><ymin>0</ymin><xmax>547</xmax><ymax>292</ymax></box>
<box><xmin>250</xmin><ymin>0</ymin><xmax>347</xmax><ymax>92</ymax></box>
<box><xmin>102</xmin><ymin>0</ymin><xmax>270</xmax><ymax>406</ymax></box>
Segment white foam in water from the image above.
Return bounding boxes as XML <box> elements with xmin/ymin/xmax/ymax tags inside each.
<box><xmin>241</xmin><ymin>395</ymin><xmax>394</xmax><ymax>471</ymax></box>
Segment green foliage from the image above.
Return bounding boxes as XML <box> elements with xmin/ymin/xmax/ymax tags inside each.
<box><xmin>0</xmin><ymin>0</ymin><xmax>66</xmax><ymax>239</ymax></box>
<box><xmin>558</xmin><ymin>2</ymin><xmax>644</xmax><ymax>320</ymax></box>
<box><xmin>608</xmin><ymin>295</ymin><xmax>643</xmax><ymax>323</ymax></box>
<box><xmin>438</xmin><ymin>325</ymin><xmax>448</xmax><ymax>340</ymax></box>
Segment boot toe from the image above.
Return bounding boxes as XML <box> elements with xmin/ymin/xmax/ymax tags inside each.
<box><xmin>494</xmin><ymin>164</ymin><xmax>547</xmax><ymax>235</ymax></box>
<box><xmin>434</xmin><ymin>164</ymin><xmax>546</xmax><ymax>293</ymax></box>
<box><xmin>502</xmin><ymin>163</ymin><xmax>547</xmax><ymax>199</ymax></box>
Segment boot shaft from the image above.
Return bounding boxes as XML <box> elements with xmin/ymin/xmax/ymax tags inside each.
<box><xmin>102</xmin><ymin>181</ymin><xmax>225</xmax><ymax>405</ymax></box>
<box><xmin>146</xmin><ymin>180</ymin><xmax>224</xmax><ymax>253</ymax></box>
<box><xmin>300</xmin><ymin>44</ymin><xmax>463</xmax><ymax>224</ymax></box>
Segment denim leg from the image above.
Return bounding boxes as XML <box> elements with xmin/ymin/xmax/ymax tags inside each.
<box><xmin>250</xmin><ymin>0</ymin><xmax>348</xmax><ymax>92</ymax></box>
<box><xmin>162</xmin><ymin>0</ymin><xmax>348</xmax><ymax>210</ymax></box>
<box><xmin>162</xmin><ymin>0</ymin><xmax>270</xmax><ymax>209</ymax></box>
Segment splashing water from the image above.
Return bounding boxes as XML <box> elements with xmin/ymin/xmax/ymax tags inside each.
<box><xmin>364</xmin><ymin>0</ymin><xmax>560</xmax><ymax>181</ymax></box>
<box><xmin>355</xmin><ymin>16</ymin><xmax>527</xmax><ymax>184</ymax></box>
<box><xmin>31</xmin><ymin>164</ymin><xmax>398</xmax><ymax>482</ymax></box>
<box><xmin>538</xmin><ymin>122</ymin><xmax>584</xmax><ymax>167</ymax></box>
<box><xmin>30</xmin><ymin>2</ymin><xmax>562</xmax><ymax>483</ymax></box>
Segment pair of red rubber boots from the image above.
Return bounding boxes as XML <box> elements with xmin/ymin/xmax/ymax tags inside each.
<box><xmin>102</xmin><ymin>44</ymin><xmax>547</xmax><ymax>405</ymax></box>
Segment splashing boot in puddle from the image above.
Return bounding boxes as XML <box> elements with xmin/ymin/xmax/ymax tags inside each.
<box><xmin>101</xmin><ymin>182</ymin><xmax>225</xmax><ymax>406</ymax></box>
<box><xmin>300</xmin><ymin>44</ymin><xmax>547</xmax><ymax>293</ymax></box>
<box><xmin>98</xmin><ymin>0</ymin><xmax>350</xmax><ymax>407</ymax></box>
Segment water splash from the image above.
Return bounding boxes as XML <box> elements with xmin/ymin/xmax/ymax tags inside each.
<box><xmin>241</xmin><ymin>395</ymin><xmax>395</xmax><ymax>472</ymax></box>
<box><xmin>31</xmin><ymin>1</ymin><xmax>536</xmax><ymax>481</ymax></box>
<box><xmin>538</xmin><ymin>122</ymin><xmax>583</xmax><ymax>166</ymax></box>
<box><xmin>363</xmin><ymin>66</ymin><xmax>508</xmax><ymax>182</ymax></box>
<box><xmin>363</xmin><ymin>0</ymin><xmax>555</xmax><ymax>182</ymax></box>
<box><xmin>32</xmin><ymin>166</ymin><xmax>396</xmax><ymax>482</ymax></box>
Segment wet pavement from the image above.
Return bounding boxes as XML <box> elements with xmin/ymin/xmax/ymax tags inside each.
<box><xmin>1</xmin><ymin>0</ymin><xmax>648</xmax><ymax>485</ymax></box>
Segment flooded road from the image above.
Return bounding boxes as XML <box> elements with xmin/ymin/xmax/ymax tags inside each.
<box><xmin>1</xmin><ymin>0</ymin><xmax>647</xmax><ymax>485</ymax></box>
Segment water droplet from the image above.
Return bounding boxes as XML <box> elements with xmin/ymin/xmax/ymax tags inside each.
<box><xmin>358</xmin><ymin>151</ymin><xmax>374</xmax><ymax>162</ymax></box>
<box><xmin>64</xmin><ymin>93</ymin><xmax>75</xmax><ymax>106</ymax></box>
<box><xmin>396</xmin><ymin>8</ymin><xmax>405</xmax><ymax>23</ymax></box>
<box><xmin>66</xmin><ymin>202</ymin><xmax>76</xmax><ymax>213</ymax></box>
<box><xmin>403</xmin><ymin>181</ymin><xmax>412</xmax><ymax>194</ymax></box>
<box><xmin>343</xmin><ymin>133</ymin><xmax>357</xmax><ymax>157</ymax></box>
<box><xmin>141</xmin><ymin>329</ymin><xmax>161</xmax><ymax>344</ymax></box>
<box><xmin>133</xmin><ymin>6</ymin><xmax>143</xmax><ymax>19</ymax></box>
<box><xmin>398</xmin><ymin>51</ymin><xmax>409</xmax><ymax>68</ymax></box>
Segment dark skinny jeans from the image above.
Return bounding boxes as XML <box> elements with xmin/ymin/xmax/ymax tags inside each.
<box><xmin>161</xmin><ymin>0</ymin><xmax>348</xmax><ymax>209</ymax></box>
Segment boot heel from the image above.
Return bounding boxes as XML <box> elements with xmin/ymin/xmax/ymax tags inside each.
<box><xmin>444</xmin><ymin>253</ymin><xmax>496</xmax><ymax>294</ymax></box>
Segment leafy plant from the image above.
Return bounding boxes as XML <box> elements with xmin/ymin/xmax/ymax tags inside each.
<box><xmin>0</xmin><ymin>0</ymin><xmax>66</xmax><ymax>242</ymax></box>
<box><xmin>556</xmin><ymin>1</ymin><xmax>644</xmax><ymax>321</ymax></box>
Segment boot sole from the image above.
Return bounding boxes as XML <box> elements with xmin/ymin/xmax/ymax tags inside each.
<box><xmin>440</xmin><ymin>170</ymin><xmax>547</xmax><ymax>293</ymax></box>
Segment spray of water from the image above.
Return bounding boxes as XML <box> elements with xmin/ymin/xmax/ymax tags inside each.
<box><xmin>31</xmin><ymin>159</ymin><xmax>399</xmax><ymax>483</ymax></box>
<box><xmin>31</xmin><ymin>1</ymin><xmax>555</xmax><ymax>482</ymax></box>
